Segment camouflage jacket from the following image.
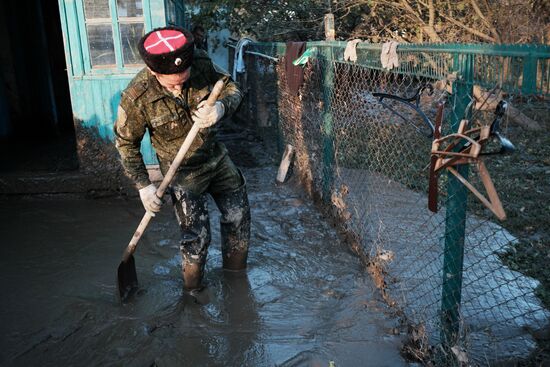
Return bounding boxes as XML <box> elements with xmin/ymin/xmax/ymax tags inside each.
<box><xmin>114</xmin><ymin>49</ymin><xmax>242</xmax><ymax>189</ymax></box>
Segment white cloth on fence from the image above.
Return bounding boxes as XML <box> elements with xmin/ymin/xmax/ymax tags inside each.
<box><xmin>344</xmin><ymin>39</ymin><xmax>362</xmax><ymax>62</ymax></box>
<box><xmin>381</xmin><ymin>41</ymin><xmax>400</xmax><ymax>70</ymax></box>
<box><xmin>232</xmin><ymin>38</ymin><xmax>254</xmax><ymax>80</ymax></box>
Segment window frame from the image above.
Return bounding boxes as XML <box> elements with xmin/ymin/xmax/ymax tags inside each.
<box><xmin>76</xmin><ymin>0</ymin><xmax>151</xmax><ymax>75</ymax></box>
<box><xmin>166</xmin><ymin>0</ymin><xmax>186</xmax><ymax>28</ymax></box>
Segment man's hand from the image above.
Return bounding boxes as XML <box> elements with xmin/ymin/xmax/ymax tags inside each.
<box><xmin>139</xmin><ymin>184</ymin><xmax>162</xmax><ymax>215</ymax></box>
<box><xmin>192</xmin><ymin>100</ymin><xmax>225</xmax><ymax>128</ymax></box>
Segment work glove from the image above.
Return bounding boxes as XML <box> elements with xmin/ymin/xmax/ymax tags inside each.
<box><xmin>139</xmin><ymin>183</ymin><xmax>162</xmax><ymax>216</ymax></box>
<box><xmin>380</xmin><ymin>42</ymin><xmax>391</xmax><ymax>69</ymax></box>
<box><xmin>344</xmin><ymin>39</ymin><xmax>361</xmax><ymax>62</ymax></box>
<box><xmin>388</xmin><ymin>41</ymin><xmax>400</xmax><ymax>69</ymax></box>
<box><xmin>192</xmin><ymin>101</ymin><xmax>225</xmax><ymax>129</ymax></box>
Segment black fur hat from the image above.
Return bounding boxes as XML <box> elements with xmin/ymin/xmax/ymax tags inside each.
<box><xmin>138</xmin><ymin>26</ymin><xmax>194</xmax><ymax>74</ymax></box>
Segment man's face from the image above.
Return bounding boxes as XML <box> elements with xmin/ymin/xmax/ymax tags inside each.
<box><xmin>150</xmin><ymin>67</ymin><xmax>191</xmax><ymax>93</ymax></box>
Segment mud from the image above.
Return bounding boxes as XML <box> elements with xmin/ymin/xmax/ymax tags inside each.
<box><xmin>0</xmin><ymin>166</ymin><xmax>408</xmax><ymax>366</ymax></box>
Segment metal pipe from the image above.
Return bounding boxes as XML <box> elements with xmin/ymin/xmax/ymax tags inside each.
<box><xmin>244</xmin><ymin>50</ymin><xmax>278</xmax><ymax>62</ymax></box>
<box><xmin>224</xmin><ymin>43</ymin><xmax>278</xmax><ymax>62</ymax></box>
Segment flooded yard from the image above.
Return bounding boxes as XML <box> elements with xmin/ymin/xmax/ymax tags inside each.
<box><xmin>0</xmin><ymin>166</ymin><xmax>407</xmax><ymax>366</ymax></box>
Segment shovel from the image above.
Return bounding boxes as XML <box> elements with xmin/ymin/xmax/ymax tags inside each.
<box><xmin>117</xmin><ymin>79</ymin><xmax>225</xmax><ymax>302</ymax></box>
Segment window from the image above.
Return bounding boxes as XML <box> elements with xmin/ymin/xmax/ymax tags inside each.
<box><xmin>117</xmin><ymin>0</ymin><xmax>144</xmax><ymax>65</ymax></box>
<box><xmin>83</xmin><ymin>0</ymin><xmax>116</xmax><ymax>66</ymax></box>
<box><xmin>82</xmin><ymin>0</ymin><xmax>145</xmax><ymax>69</ymax></box>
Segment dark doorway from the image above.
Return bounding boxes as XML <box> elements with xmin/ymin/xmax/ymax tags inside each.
<box><xmin>0</xmin><ymin>0</ymin><xmax>77</xmax><ymax>173</ymax></box>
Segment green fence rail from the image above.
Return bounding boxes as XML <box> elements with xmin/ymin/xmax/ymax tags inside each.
<box><xmin>233</xmin><ymin>40</ymin><xmax>550</xmax><ymax>365</ymax></box>
<box><xmin>251</xmin><ymin>41</ymin><xmax>550</xmax><ymax>95</ymax></box>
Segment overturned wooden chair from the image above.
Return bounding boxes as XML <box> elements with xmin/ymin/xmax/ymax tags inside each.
<box><xmin>428</xmin><ymin>101</ymin><xmax>514</xmax><ymax>220</ymax></box>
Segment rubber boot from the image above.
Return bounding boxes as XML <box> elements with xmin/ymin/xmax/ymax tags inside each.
<box><xmin>181</xmin><ymin>259</ymin><xmax>210</xmax><ymax>305</ymax></box>
<box><xmin>182</xmin><ymin>260</ymin><xmax>205</xmax><ymax>291</ymax></box>
<box><xmin>212</xmin><ymin>178</ymin><xmax>251</xmax><ymax>272</ymax></box>
<box><xmin>223</xmin><ymin>251</ymin><xmax>248</xmax><ymax>271</ymax></box>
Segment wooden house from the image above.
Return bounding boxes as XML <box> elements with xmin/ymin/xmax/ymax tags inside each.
<box><xmin>0</xmin><ymin>0</ymin><xmax>189</xmax><ymax>190</ymax></box>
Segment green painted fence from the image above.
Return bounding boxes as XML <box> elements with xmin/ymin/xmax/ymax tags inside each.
<box><xmin>240</xmin><ymin>40</ymin><xmax>550</xmax><ymax>365</ymax></box>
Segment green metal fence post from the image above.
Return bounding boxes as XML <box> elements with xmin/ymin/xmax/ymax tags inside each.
<box><xmin>440</xmin><ymin>52</ymin><xmax>474</xmax><ymax>358</ymax></box>
<box><xmin>522</xmin><ymin>50</ymin><xmax>538</xmax><ymax>95</ymax></box>
<box><xmin>319</xmin><ymin>44</ymin><xmax>335</xmax><ymax>201</ymax></box>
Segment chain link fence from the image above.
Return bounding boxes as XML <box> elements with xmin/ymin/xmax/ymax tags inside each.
<box><xmin>229</xmin><ymin>41</ymin><xmax>550</xmax><ymax>365</ymax></box>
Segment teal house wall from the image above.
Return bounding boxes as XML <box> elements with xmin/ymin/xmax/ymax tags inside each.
<box><xmin>57</xmin><ymin>0</ymin><xmax>189</xmax><ymax>168</ymax></box>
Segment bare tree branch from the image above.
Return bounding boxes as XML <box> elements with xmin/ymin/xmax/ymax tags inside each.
<box><xmin>428</xmin><ymin>0</ymin><xmax>435</xmax><ymax>28</ymax></box>
<box><xmin>399</xmin><ymin>0</ymin><xmax>423</xmax><ymax>23</ymax></box>
<box><xmin>189</xmin><ymin>0</ymin><xmax>547</xmax><ymax>44</ymax></box>
<box><xmin>438</xmin><ymin>12</ymin><xmax>497</xmax><ymax>42</ymax></box>
<box><xmin>470</xmin><ymin>0</ymin><xmax>502</xmax><ymax>42</ymax></box>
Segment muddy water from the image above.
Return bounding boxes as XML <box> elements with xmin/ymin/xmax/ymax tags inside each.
<box><xmin>0</xmin><ymin>167</ymin><xmax>407</xmax><ymax>366</ymax></box>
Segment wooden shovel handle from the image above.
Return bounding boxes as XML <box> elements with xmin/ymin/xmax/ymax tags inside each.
<box><xmin>122</xmin><ymin>79</ymin><xmax>226</xmax><ymax>263</ymax></box>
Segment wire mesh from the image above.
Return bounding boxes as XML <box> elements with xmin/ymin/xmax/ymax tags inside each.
<box><xmin>236</xmin><ymin>41</ymin><xmax>550</xmax><ymax>365</ymax></box>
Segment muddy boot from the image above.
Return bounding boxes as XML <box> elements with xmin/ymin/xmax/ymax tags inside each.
<box><xmin>212</xmin><ymin>179</ymin><xmax>251</xmax><ymax>271</ymax></box>
<box><xmin>181</xmin><ymin>257</ymin><xmax>211</xmax><ymax>305</ymax></box>
<box><xmin>182</xmin><ymin>260</ymin><xmax>205</xmax><ymax>291</ymax></box>
<box><xmin>223</xmin><ymin>251</ymin><xmax>248</xmax><ymax>271</ymax></box>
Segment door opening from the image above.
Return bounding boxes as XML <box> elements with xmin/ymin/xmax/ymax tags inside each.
<box><xmin>0</xmin><ymin>0</ymin><xmax>77</xmax><ymax>173</ymax></box>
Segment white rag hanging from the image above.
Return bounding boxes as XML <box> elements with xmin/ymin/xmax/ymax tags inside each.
<box><xmin>232</xmin><ymin>37</ymin><xmax>254</xmax><ymax>80</ymax></box>
<box><xmin>344</xmin><ymin>39</ymin><xmax>362</xmax><ymax>62</ymax></box>
<box><xmin>380</xmin><ymin>41</ymin><xmax>400</xmax><ymax>70</ymax></box>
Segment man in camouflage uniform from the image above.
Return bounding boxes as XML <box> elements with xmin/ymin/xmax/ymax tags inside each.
<box><xmin>114</xmin><ymin>26</ymin><xmax>250</xmax><ymax>292</ymax></box>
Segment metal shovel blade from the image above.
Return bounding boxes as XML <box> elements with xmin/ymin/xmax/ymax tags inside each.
<box><xmin>117</xmin><ymin>254</ymin><xmax>138</xmax><ymax>302</ymax></box>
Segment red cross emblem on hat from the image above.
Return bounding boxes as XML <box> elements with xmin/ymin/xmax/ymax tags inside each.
<box><xmin>138</xmin><ymin>26</ymin><xmax>194</xmax><ymax>74</ymax></box>
<box><xmin>143</xmin><ymin>29</ymin><xmax>188</xmax><ymax>54</ymax></box>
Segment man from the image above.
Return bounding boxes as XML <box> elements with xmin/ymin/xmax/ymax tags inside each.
<box><xmin>192</xmin><ymin>25</ymin><xmax>208</xmax><ymax>51</ymax></box>
<box><xmin>114</xmin><ymin>26</ymin><xmax>250</xmax><ymax>292</ymax></box>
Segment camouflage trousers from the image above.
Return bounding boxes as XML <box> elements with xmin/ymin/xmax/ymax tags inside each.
<box><xmin>170</xmin><ymin>154</ymin><xmax>251</xmax><ymax>274</ymax></box>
